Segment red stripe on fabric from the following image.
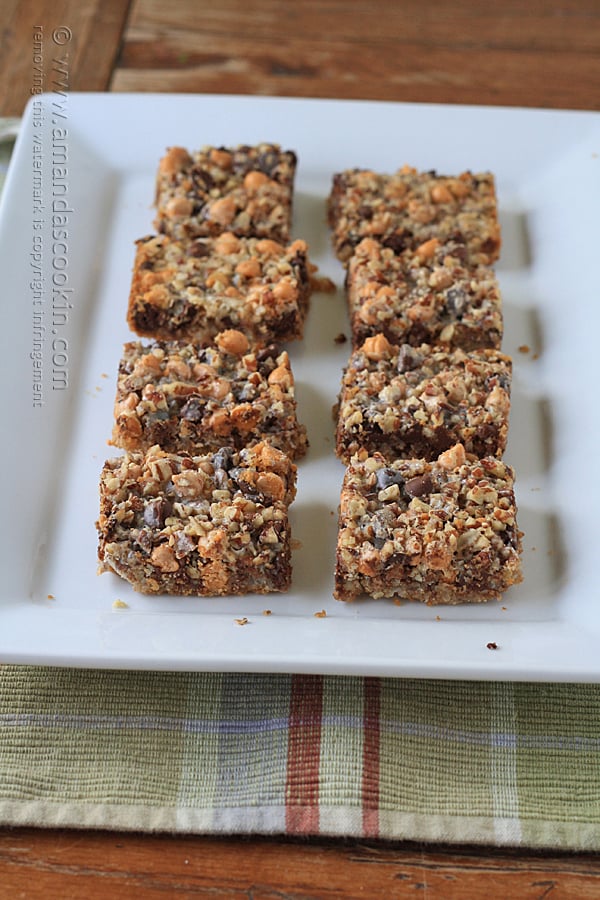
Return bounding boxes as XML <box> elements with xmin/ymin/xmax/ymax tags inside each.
<box><xmin>362</xmin><ymin>677</ymin><xmax>381</xmax><ymax>837</ymax></box>
<box><xmin>285</xmin><ymin>674</ymin><xmax>324</xmax><ymax>834</ymax></box>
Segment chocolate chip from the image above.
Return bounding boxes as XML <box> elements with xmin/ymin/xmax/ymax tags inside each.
<box><xmin>332</xmin><ymin>172</ymin><xmax>349</xmax><ymax>191</ymax></box>
<box><xmin>213</xmin><ymin>447</ymin><xmax>234</xmax><ymax>472</ymax></box>
<box><xmin>404</xmin><ymin>474</ymin><xmax>433</xmax><ymax>499</ymax></box>
<box><xmin>502</xmin><ymin>527</ymin><xmax>520</xmax><ymax>550</ymax></box>
<box><xmin>383</xmin><ymin>232</ymin><xmax>411</xmax><ymax>255</ymax></box>
<box><xmin>148</xmin><ymin>408</ymin><xmax>170</xmax><ymax>423</ymax></box>
<box><xmin>357</xmin><ymin>204</ymin><xmax>373</xmax><ymax>220</ymax></box>
<box><xmin>289</xmin><ymin>255</ymin><xmax>308</xmax><ymax>286</ymax></box>
<box><xmin>256</xmin><ymin>344</ymin><xmax>279</xmax><ymax>363</ymax></box>
<box><xmin>136</xmin><ymin>529</ymin><xmax>153</xmax><ymax>554</ymax></box>
<box><xmin>188</xmin><ymin>240</ymin><xmax>210</xmax><ymax>258</ymax></box>
<box><xmin>397</xmin><ymin>344</ymin><xmax>422</xmax><ymax>373</ymax></box>
<box><xmin>486</xmin><ymin>372</ymin><xmax>511</xmax><ymax>392</ymax></box>
<box><xmin>371</xmin><ymin>518</ymin><xmax>387</xmax><ymax>549</ymax></box>
<box><xmin>376</xmin><ymin>467</ymin><xmax>405</xmax><ymax>492</ymax></box>
<box><xmin>195</xmin><ymin>348</ymin><xmax>212</xmax><ymax>365</ymax></box>
<box><xmin>212</xmin><ymin>468</ymin><xmax>229</xmax><ymax>490</ymax></box>
<box><xmin>143</xmin><ymin>498</ymin><xmax>172</xmax><ymax>529</ymax></box>
<box><xmin>180</xmin><ymin>396</ymin><xmax>204</xmax><ymax>422</ymax></box>
<box><xmin>445</xmin><ymin>288</ymin><xmax>467</xmax><ymax>316</ymax></box>
<box><xmin>257</xmin><ymin>149</ymin><xmax>279</xmax><ymax>176</ymax></box>
<box><xmin>191</xmin><ymin>167</ymin><xmax>214</xmax><ymax>191</ymax></box>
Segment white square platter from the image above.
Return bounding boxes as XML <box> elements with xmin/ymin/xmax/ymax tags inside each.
<box><xmin>0</xmin><ymin>93</ymin><xmax>598</xmax><ymax>679</ymax></box>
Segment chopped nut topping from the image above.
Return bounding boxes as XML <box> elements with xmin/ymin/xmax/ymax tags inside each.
<box><xmin>334</xmin><ymin>452</ymin><xmax>522</xmax><ymax>605</ymax></box>
<box><xmin>328</xmin><ymin>167</ymin><xmax>500</xmax><ymax>265</ymax></box>
<box><xmin>344</xmin><ymin>237</ymin><xmax>502</xmax><ymax>351</ymax></box>
<box><xmin>97</xmin><ymin>444</ymin><xmax>297</xmax><ymax>596</ymax></box>
<box><xmin>111</xmin><ymin>338</ymin><xmax>308</xmax><ymax>460</ymax></box>
<box><xmin>155</xmin><ymin>142</ymin><xmax>297</xmax><ymax>244</ymax></box>
<box><xmin>127</xmin><ymin>232</ymin><xmax>312</xmax><ymax>347</ymax></box>
<box><xmin>335</xmin><ymin>344</ymin><xmax>511</xmax><ymax>464</ymax></box>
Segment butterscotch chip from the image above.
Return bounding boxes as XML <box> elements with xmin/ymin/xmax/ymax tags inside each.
<box><xmin>155</xmin><ymin>143</ymin><xmax>297</xmax><ymax>243</ymax></box>
<box><xmin>345</xmin><ymin>238</ymin><xmax>502</xmax><ymax>350</ymax></box>
<box><xmin>127</xmin><ymin>233</ymin><xmax>311</xmax><ymax>345</ymax></box>
<box><xmin>335</xmin><ymin>342</ymin><xmax>511</xmax><ymax>463</ymax></box>
<box><xmin>97</xmin><ymin>443</ymin><xmax>297</xmax><ymax>596</ymax></box>
<box><xmin>111</xmin><ymin>337</ymin><xmax>307</xmax><ymax>460</ymax></box>
<box><xmin>334</xmin><ymin>447</ymin><xmax>522</xmax><ymax>605</ymax></box>
<box><xmin>327</xmin><ymin>167</ymin><xmax>500</xmax><ymax>265</ymax></box>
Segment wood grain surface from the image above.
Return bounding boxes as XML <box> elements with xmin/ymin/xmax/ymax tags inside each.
<box><xmin>113</xmin><ymin>0</ymin><xmax>600</xmax><ymax>109</ymax></box>
<box><xmin>3</xmin><ymin>0</ymin><xmax>599</xmax><ymax>117</ymax></box>
<box><xmin>0</xmin><ymin>0</ymin><xmax>131</xmax><ymax>117</ymax></box>
<box><xmin>2</xmin><ymin>829</ymin><xmax>600</xmax><ymax>899</ymax></box>
<box><xmin>1</xmin><ymin>0</ymin><xmax>599</xmax><ymax>896</ymax></box>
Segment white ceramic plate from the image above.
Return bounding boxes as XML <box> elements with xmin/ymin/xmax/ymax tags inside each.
<box><xmin>0</xmin><ymin>93</ymin><xmax>598</xmax><ymax>679</ymax></box>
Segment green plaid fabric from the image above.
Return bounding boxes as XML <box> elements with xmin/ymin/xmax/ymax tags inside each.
<box><xmin>0</xmin><ymin>668</ymin><xmax>599</xmax><ymax>848</ymax></box>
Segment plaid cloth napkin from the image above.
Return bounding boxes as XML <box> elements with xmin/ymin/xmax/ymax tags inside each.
<box><xmin>1</xmin><ymin>119</ymin><xmax>599</xmax><ymax>851</ymax></box>
<box><xmin>1</xmin><ymin>668</ymin><xmax>599</xmax><ymax>849</ymax></box>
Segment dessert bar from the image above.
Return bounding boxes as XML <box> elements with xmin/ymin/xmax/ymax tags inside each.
<box><xmin>335</xmin><ymin>337</ymin><xmax>511</xmax><ymax>463</ymax></box>
<box><xmin>327</xmin><ymin>166</ymin><xmax>501</xmax><ymax>265</ymax></box>
<box><xmin>155</xmin><ymin>143</ymin><xmax>297</xmax><ymax>243</ymax></box>
<box><xmin>97</xmin><ymin>442</ymin><xmax>297</xmax><ymax>596</ymax></box>
<box><xmin>334</xmin><ymin>444</ymin><xmax>522</xmax><ymax>604</ymax></box>
<box><xmin>126</xmin><ymin>232</ymin><xmax>311</xmax><ymax>345</ymax></box>
<box><xmin>111</xmin><ymin>331</ymin><xmax>308</xmax><ymax>459</ymax></box>
<box><xmin>345</xmin><ymin>237</ymin><xmax>502</xmax><ymax>350</ymax></box>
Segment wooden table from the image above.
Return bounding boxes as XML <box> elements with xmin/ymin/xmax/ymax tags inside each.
<box><xmin>1</xmin><ymin>1</ymin><xmax>600</xmax><ymax>895</ymax></box>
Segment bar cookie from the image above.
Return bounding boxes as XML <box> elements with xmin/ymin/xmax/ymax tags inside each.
<box><xmin>334</xmin><ymin>444</ymin><xmax>522</xmax><ymax>605</ymax></box>
<box><xmin>155</xmin><ymin>143</ymin><xmax>297</xmax><ymax>243</ymax></box>
<box><xmin>345</xmin><ymin>237</ymin><xmax>502</xmax><ymax>350</ymax></box>
<box><xmin>97</xmin><ymin>442</ymin><xmax>297</xmax><ymax>596</ymax></box>
<box><xmin>111</xmin><ymin>331</ymin><xmax>308</xmax><ymax>460</ymax></box>
<box><xmin>126</xmin><ymin>232</ymin><xmax>311</xmax><ymax>345</ymax></box>
<box><xmin>335</xmin><ymin>336</ymin><xmax>511</xmax><ymax>463</ymax></box>
<box><xmin>328</xmin><ymin>167</ymin><xmax>501</xmax><ymax>265</ymax></box>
